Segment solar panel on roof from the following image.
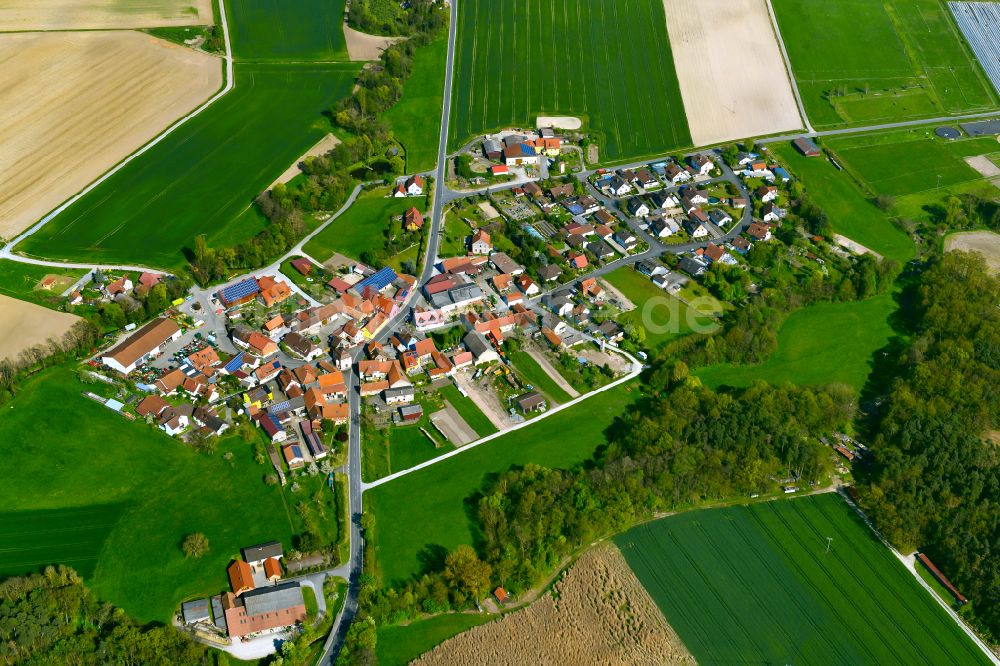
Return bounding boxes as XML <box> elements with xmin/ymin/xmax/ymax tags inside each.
<box><xmin>223</xmin><ymin>352</ymin><xmax>244</xmax><ymax>372</ymax></box>
<box><xmin>268</xmin><ymin>400</ymin><xmax>291</xmax><ymax>414</ymax></box>
<box><xmin>357</xmin><ymin>266</ymin><xmax>396</xmax><ymax>292</ymax></box>
<box><xmin>221</xmin><ymin>278</ymin><xmax>259</xmax><ymax>302</ymax></box>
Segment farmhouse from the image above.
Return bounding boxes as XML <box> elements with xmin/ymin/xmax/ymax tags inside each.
<box><xmin>793</xmin><ymin>136</ymin><xmax>821</xmax><ymax>157</ymax></box>
<box><xmin>221</xmin><ymin>582</ymin><xmax>306</xmax><ymax>638</ymax></box>
<box><xmin>102</xmin><ymin>317</ymin><xmax>181</xmax><ymax>375</ymax></box>
<box><xmin>218</xmin><ymin>278</ymin><xmax>260</xmax><ymax>308</ymax></box>
<box><xmin>503</xmin><ymin>142</ymin><xmax>539</xmax><ymax>166</ymax></box>
<box><xmin>405</xmin><ymin>207</ymin><xmax>424</xmax><ymax>231</ymax></box>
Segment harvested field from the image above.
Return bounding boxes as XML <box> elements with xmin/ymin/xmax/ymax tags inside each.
<box><xmin>269</xmin><ymin>133</ymin><xmax>341</xmax><ymax>189</ymax></box>
<box><xmin>0</xmin><ymin>294</ymin><xmax>80</xmax><ymax>363</ymax></box>
<box><xmin>415</xmin><ymin>546</ymin><xmax>694</xmax><ymax>666</ymax></box>
<box><xmin>430</xmin><ymin>402</ymin><xmax>478</xmax><ymax>446</ymax></box>
<box><xmin>0</xmin><ymin>0</ymin><xmax>212</xmax><ymax>31</ymax></box>
<box><xmin>0</xmin><ymin>31</ymin><xmax>221</xmax><ymax>239</ymax></box>
<box><xmin>834</xmin><ymin>234</ymin><xmax>883</xmax><ymax>260</ymax></box>
<box><xmin>536</xmin><ymin>115</ymin><xmax>582</xmax><ymax>130</ymax></box>
<box><xmin>945</xmin><ymin>230</ymin><xmax>1000</xmax><ymax>274</ymax></box>
<box><xmin>343</xmin><ymin>23</ymin><xmax>403</xmax><ymax>61</ymax></box>
<box><xmin>662</xmin><ymin>0</ymin><xmax>801</xmax><ymax>145</ymax></box>
<box><xmin>965</xmin><ymin>155</ymin><xmax>1000</xmax><ymax>178</ymax></box>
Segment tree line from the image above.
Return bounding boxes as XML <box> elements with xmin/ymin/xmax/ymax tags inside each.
<box><xmin>0</xmin><ymin>566</ymin><xmax>221</xmax><ymax>665</ymax></box>
<box><xmin>857</xmin><ymin>251</ymin><xmax>1000</xmax><ymax>641</ymax></box>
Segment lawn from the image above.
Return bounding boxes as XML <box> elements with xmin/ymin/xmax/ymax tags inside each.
<box><xmin>773</xmin><ymin>144</ymin><xmax>915</xmax><ymax>262</ymax></box>
<box><xmin>304</xmin><ymin>188</ymin><xmax>427</xmax><ymax>263</ymax></box>
<box><xmin>827</xmin><ymin>131</ymin><xmax>1000</xmax><ymax>197</ymax></box>
<box><xmin>383</xmin><ymin>31</ymin><xmax>448</xmax><ymax>172</ymax></box>
<box><xmin>363</xmin><ymin>412</ymin><xmax>450</xmax><ymax>482</ymax></box>
<box><xmin>437</xmin><ymin>384</ymin><xmax>496</xmax><ymax>437</ymax></box>
<box><xmin>772</xmin><ymin>0</ymin><xmax>998</xmax><ymax>128</ymax></box>
<box><xmin>376</xmin><ymin>613</ymin><xmax>493</xmax><ymax>665</ymax></box>
<box><xmin>603</xmin><ymin>266</ymin><xmax>716</xmax><ymax>351</ymax></box>
<box><xmin>367</xmin><ymin>382</ymin><xmax>641</xmax><ymax>584</ymax></box>
<box><xmin>509</xmin><ymin>350</ymin><xmax>572</xmax><ymax>404</ymax></box>
<box><xmin>0</xmin><ymin>260</ymin><xmax>85</xmax><ymax>308</ymax></box>
<box><xmin>0</xmin><ymin>367</ymin><xmax>298</xmax><ymax>623</ymax></box>
<box><xmin>449</xmin><ymin>0</ymin><xmax>689</xmax><ymax>162</ymax></box>
<box><xmin>696</xmin><ymin>292</ymin><xmax>897</xmax><ymax>391</ymax></box>
<box><xmin>224</xmin><ymin>0</ymin><xmax>348</xmax><ymax>62</ymax></box>
<box><xmin>615</xmin><ymin>493</ymin><xmax>990</xmax><ymax>665</ymax></box>
<box><xmin>18</xmin><ymin>63</ymin><xmax>359</xmax><ymax>270</ymax></box>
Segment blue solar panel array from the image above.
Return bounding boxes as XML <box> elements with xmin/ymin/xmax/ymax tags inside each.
<box><xmin>356</xmin><ymin>267</ymin><xmax>397</xmax><ymax>293</ymax></box>
<box><xmin>220</xmin><ymin>278</ymin><xmax>259</xmax><ymax>303</ymax></box>
<box><xmin>223</xmin><ymin>352</ymin><xmax>245</xmax><ymax>373</ymax></box>
<box><xmin>268</xmin><ymin>400</ymin><xmax>291</xmax><ymax>414</ymax></box>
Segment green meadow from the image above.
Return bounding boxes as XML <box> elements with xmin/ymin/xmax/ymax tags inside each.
<box><xmin>696</xmin><ymin>293</ymin><xmax>896</xmax><ymax>391</ymax></box>
<box><xmin>303</xmin><ymin>188</ymin><xmax>427</xmax><ymax>262</ymax></box>
<box><xmin>449</xmin><ymin>0</ymin><xmax>689</xmax><ymax>161</ymax></box>
<box><xmin>772</xmin><ymin>0</ymin><xmax>997</xmax><ymax>128</ymax></box>
<box><xmin>0</xmin><ymin>260</ymin><xmax>85</xmax><ymax>308</ymax></box>
<box><xmin>224</xmin><ymin>0</ymin><xmax>348</xmax><ymax>62</ymax></box>
<box><xmin>0</xmin><ymin>367</ymin><xmax>299</xmax><ymax>622</ymax></box>
<box><xmin>367</xmin><ymin>382</ymin><xmax>641</xmax><ymax>584</ymax></box>
<box><xmin>773</xmin><ymin>144</ymin><xmax>915</xmax><ymax>262</ymax></box>
<box><xmin>616</xmin><ymin>494</ymin><xmax>990</xmax><ymax>665</ymax></box>
<box><xmin>383</xmin><ymin>31</ymin><xmax>449</xmax><ymax>172</ymax></box>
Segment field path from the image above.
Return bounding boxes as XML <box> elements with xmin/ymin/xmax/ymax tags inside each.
<box><xmin>525</xmin><ymin>346</ymin><xmax>580</xmax><ymax>399</ymax></box>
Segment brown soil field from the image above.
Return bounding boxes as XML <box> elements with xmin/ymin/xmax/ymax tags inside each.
<box><xmin>269</xmin><ymin>134</ymin><xmax>342</xmax><ymax>190</ymax></box>
<box><xmin>0</xmin><ymin>294</ymin><xmax>80</xmax><ymax>363</ymax></box>
<box><xmin>414</xmin><ymin>545</ymin><xmax>695</xmax><ymax>666</ymax></box>
<box><xmin>430</xmin><ymin>402</ymin><xmax>477</xmax><ymax>446</ymax></box>
<box><xmin>344</xmin><ymin>23</ymin><xmax>402</xmax><ymax>61</ymax></box>
<box><xmin>0</xmin><ymin>31</ymin><xmax>221</xmax><ymax>239</ymax></box>
<box><xmin>0</xmin><ymin>0</ymin><xmax>212</xmax><ymax>31</ymax></box>
<box><xmin>944</xmin><ymin>230</ymin><xmax>1000</xmax><ymax>274</ymax></box>
<box><xmin>663</xmin><ymin>0</ymin><xmax>802</xmax><ymax>146</ymax></box>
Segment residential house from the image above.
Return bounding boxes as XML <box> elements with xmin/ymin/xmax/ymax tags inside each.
<box><xmin>626</xmin><ymin>198</ymin><xmax>650</xmax><ymax>218</ymax></box>
<box><xmin>679</xmin><ymin>256</ymin><xmax>708</xmax><ymax>277</ymax></box>
<box><xmin>747</xmin><ymin>222</ymin><xmax>772</xmax><ymax>241</ymax></box>
<box><xmin>708</xmin><ymin>209</ymin><xmax>733</xmax><ymax>227</ymax></box>
<box><xmin>406</xmin><ymin>175</ymin><xmax>424</xmax><ymax>196</ymax></box>
<box><xmin>470</xmin><ymin>229</ymin><xmax>492</xmax><ymax>255</ymax></box>
<box><xmin>587</xmin><ymin>240</ymin><xmax>615</xmax><ymax>259</ymax></box>
<box><xmin>664</xmin><ymin>162</ymin><xmax>691</xmax><ymax>184</ymax></box>
<box><xmin>567</xmin><ymin>251</ymin><xmax>588</xmax><ymax>269</ymax></box>
<box><xmin>227</xmin><ymin>560</ymin><xmax>254</xmax><ymax>595</ymax></box>
<box><xmin>283</xmin><ymin>332</ymin><xmax>322</xmax><ymax>360</ymax></box>
<box><xmin>688</xmin><ymin>154</ymin><xmax>714</xmax><ymax>176</ymax></box>
<box><xmin>702</xmin><ymin>242</ymin><xmax>737</xmax><ymax>266</ymax></box>
<box><xmin>594</xmin><ymin>208</ymin><xmax>617</xmax><ymax>227</ymax></box>
<box><xmin>613</xmin><ymin>229</ymin><xmax>638</xmax><ymax>250</ymax></box>
<box><xmin>607</xmin><ymin>176</ymin><xmax>632</xmax><ymax>197</ymax></box>
<box><xmin>538</xmin><ymin>264</ymin><xmax>562</xmax><ymax>282</ymax></box>
<box><xmin>257</xmin><ymin>276</ymin><xmax>291</xmax><ymax>308</ymax></box>
<box><xmin>516</xmin><ymin>274</ymin><xmax>539</xmax><ymax>296</ymax></box>
<box><xmin>548</xmin><ymin>183</ymin><xmax>575</xmax><ymax>200</ymax></box>
<box><xmin>463</xmin><ymin>331</ymin><xmax>500</xmax><ymax>365</ymax></box>
<box><xmin>405</xmin><ymin>207</ymin><xmax>424</xmax><ymax>231</ymax></box>
<box><xmin>290</xmin><ymin>258</ymin><xmax>313</xmax><ymax>276</ymax></box>
<box><xmin>651</xmin><ymin>216</ymin><xmax>681</xmax><ymax>238</ymax></box>
<box><xmin>105</xmin><ymin>277</ymin><xmax>133</xmax><ymax>298</ymax></box>
<box><xmin>756</xmin><ymin>185</ymin><xmax>778</xmax><ymax>203</ymax></box>
<box><xmin>762</xmin><ymin>202</ymin><xmax>786</xmax><ymax>223</ymax></box>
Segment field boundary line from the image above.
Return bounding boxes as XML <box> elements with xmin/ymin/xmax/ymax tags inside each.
<box><xmin>2</xmin><ymin>0</ymin><xmax>235</xmax><ymax>260</ymax></box>
<box><xmin>362</xmin><ymin>345</ymin><xmax>642</xmax><ymax>490</ymax></box>
<box><xmin>763</xmin><ymin>0</ymin><xmax>813</xmax><ymax>133</ymax></box>
<box><xmin>837</xmin><ymin>490</ymin><xmax>1000</xmax><ymax>665</ymax></box>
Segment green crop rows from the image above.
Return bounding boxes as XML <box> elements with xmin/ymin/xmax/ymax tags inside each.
<box><xmin>225</xmin><ymin>0</ymin><xmax>348</xmax><ymax>62</ymax></box>
<box><xmin>772</xmin><ymin>0</ymin><xmax>998</xmax><ymax>128</ymax></box>
<box><xmin>449</xmin><ymin>0</ymin><xmax>689</xmax><ymax>162</ymax></box>
<box><xmin>615</xmin><ymin>493</ymin><xmax>989</xmax><ymax>665</ymax></box>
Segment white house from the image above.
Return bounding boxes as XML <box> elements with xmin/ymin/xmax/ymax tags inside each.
<box><xmin>470</xmin><ymin>229</ymin><xmax>492</xmax><ymax>255</ymax></box>
<box><xmin>102</xmin><ymin>318</ymin><xmax>181</xmax><ymax>375</ymax></box>
<box><xmin>406</xmin><ymin>175</ymin><xmax>424</xmax><ymax>196</ymax></box>
<box><xmin>608</xmin><ymin>176</ymin><xmax>632</xmax><ymax>197</ymax></box>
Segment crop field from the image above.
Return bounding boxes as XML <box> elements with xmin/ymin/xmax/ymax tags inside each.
<box><xmin>771</xmin><ymin>0</ymin><xmax>998</xmax><ymax>128</ymax></box>
<box><xmin>827</xmin><ymin>131</ymin><xmax>1000</xmax><ymax>197</ymax></box>
<box><xmin>304</xmin><ymin>189</ymin><xmax>427</xmax><ymax>262</ymax></box>
<box><xmin>225</xmin><ymin>0</ymin><xmax>347</xmax><ymax>62</ymax></box>
<box><xmin>383</xmin><ymin>31</ymin><xmax>448</xmax><ymax>172</ymax></box>
<box><xmin>0</xmin><ymin>31</ymin><xmax>221</xmax><ymax>240</ymax></box>
<box><xmin>0</xmin><ymin>295</ymin><xmax>81</xmax><ymax>364</ymax></box>
<box><xmin>377</xmin><ymin>614</ymin><xmax>493</xmax><ymax>666</ymax></box>
<box><xmin>696</xmin><ymin>292</ymin><xmax>896</xmax><ymax>391</ymax></box>
<box><xmin>773</xmin><ymin>144</ymin><xmax>915</xmax><ymax>262</ymax></box>
<box><xmin>415</xmin><ymin>546</ymin><xmax>695</xmax><ymax>665</ymax></box>
<box><xmin>368</xmin><ymin>382</ymin><xmax>641</xmax><ymax>584</ymax></box>
<box><xmin>17</xmin><ymin>63</ymin><xmax>358</xmax><ymax>269</ymax></box>
<box><xmin>615</xmin><ymin>493</ymin><xmax>990</xmax><ymax>665</ymax></box>
<box><xmin>0</xmin><ymin>0</ymin><xmax>212</xmax><ymax>31</ymax></box>
<box><xmin>449</xmin><ymin>0</ymin><xmax>689</xmax><ymax>162</ymax></box>
<box><xmin>0</xmin><ymin>367</ymin><xmax>299</xmax><ymax>622</ymax></box>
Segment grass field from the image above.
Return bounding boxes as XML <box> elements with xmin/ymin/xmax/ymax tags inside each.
<box><xmin>827</xmin><ymin>131</ymin><xmax>1000</xmax><ymax>197</ymax></box>
<box><xmin>437</xmin><ymin>384</ymin><xmax>496</xmax><ymax>437</ymax></box>
<box><xmin>773</xmin><ymin>144</ymin><xmax>915</xmax><ymax>262</ymax></box>
<box><xmin>696</xmin><ymin>292</ymin><xmax>896</xmax><ymax>391</ymax></box>
<box><xmin>383</xmin><ymin>31</ymin><xmax>448</xmax><ymax>172</ymax></box>
<box><xmin>449</xmin><ymin>0</ymin><xmax>689</xmax><ymax>161</ymax></box>
<box><xmin>0</xmin><ymin>260</ymin><xmax>84</xmax><ymax>308</ymax></box>
<box><xmin>225</xmin><ymin>0</ymin><xmax>348</xmax><ymax>62</ymax></box>
<box><xmin>303</xmin><ymin>188</ymin><xmax>427</xmax><ymax>262</ymax></box>
<box><xmin>0</xmin><ymin>367</ymin><xmax>298</xmax><ymax>622</ymax></box>
<box><xmin>509</xmin><ymin>350</ymin><xmax>572</xmax><ymax>404</ymax></box>
<box><xmin>17</xmin><ymin>63</ymin><xmax>358</xmax><ymax>269</ymax></box>
<box><xmin>377</xmin><ymin>613</ymin><xmax>493</xmax><ymax>665</ymax></box>
<box><xmin>604</xmin><ymin>267</ymin><xmax>715</xmax><ymax>351</ymax></box>
<box><xmin>615</xmin><ymin>493</ymin><xmax>990</xmax><ymax>665</ymax></box>
<box><xmin>367</xmin><ymin>382</ymin><xmax>641</xmax><ymax>584</ymax></box>
<box><xmin>772</xmin><ymin>0</ymin><xmax>998</xmax><ymax>128</ymax></box>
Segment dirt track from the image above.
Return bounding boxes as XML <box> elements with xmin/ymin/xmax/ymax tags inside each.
<box><xmin>431</xmin><ymin>402</ymin><xmax>478</xmax><ymax>446</ymax></box>
<box><xmin>0</xmin><ymin>295</ymin><xmax>80</xmax><ymax>363</ymax></box>
<box><xmin>269</xmin><ymin>134</ymin><xmax>342</xmax><ymax>190</ymax></box>
<box><xmin>662</xmin><ymin>0</ymin><xmax>802</xmax><ymax>145</ymax></box>
<box><xmin>945</xmin><ymin>230</ymin><xmax>1000</xmax><ymax>274</ymax></box>
<box><xmin>0</xmin><ymin>0</ymin><xmax>212</xmax><ymax>31</ymax></box>
<box><xmin>0</xmin><ymin>31</ymin><xmax>221</xmax><ymax>238</ymax></box>
<box><xmin>414</xmin><ymin>545</ymin><xmax>695</xmax><ymax>666</ymax></box>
